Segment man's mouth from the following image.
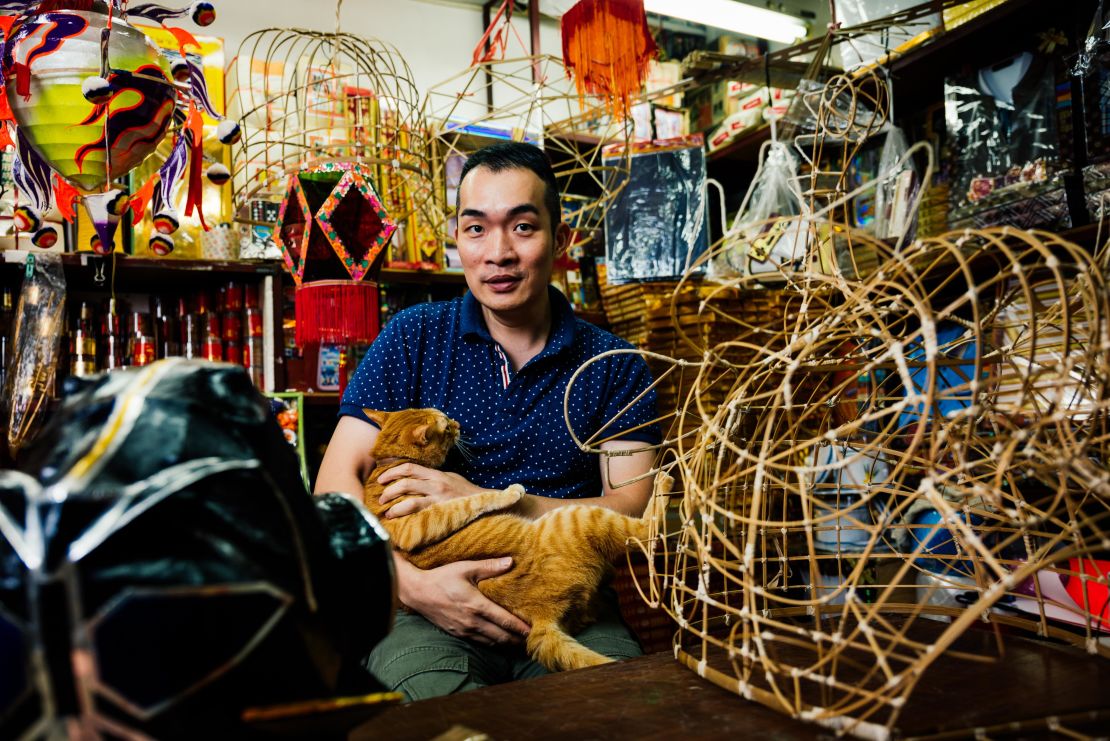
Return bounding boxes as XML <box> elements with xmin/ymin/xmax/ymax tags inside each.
<box><xmin>484</xmin><ymin>274</ymin><xmax>523</xmax><ymax>293</ymax></box>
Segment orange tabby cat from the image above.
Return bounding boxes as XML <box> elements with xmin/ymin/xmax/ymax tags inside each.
<box><xmin>361</xmin><ymin>408</ymin><xmax>670</xmax><ymax>672</ymax></box>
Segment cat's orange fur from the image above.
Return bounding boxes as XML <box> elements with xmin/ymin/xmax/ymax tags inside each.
<box><xmin>361</xmin><ymin>408</ymin><xmax>670</xmax><ymax>672</ymax></box>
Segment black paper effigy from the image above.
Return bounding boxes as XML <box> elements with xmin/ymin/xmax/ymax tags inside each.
<box><xmin>603</xmin><ymin>142</ymin><xmax>709</xmax><ymax>284</ymax></box>
<box><xmin>0</xmin><ymin>359</ymin><xmax>395</xmax><ymax>738</ymax></box>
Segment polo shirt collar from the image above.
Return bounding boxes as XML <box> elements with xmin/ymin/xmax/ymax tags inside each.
<box><xmin>460</xmin><ymin>285</ymin><xmax>577</xmax><ymax>356</ymax></box>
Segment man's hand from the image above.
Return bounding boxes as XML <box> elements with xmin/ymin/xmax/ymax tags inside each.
<box><xmin>378</xmin><ymin>464</ymin><xmax>485</xmax><ymax>518</ymax></box>
<box><xmin>396</xmin><ymin>556</ymin><xmax>531</xmax><ymax>645</ymax></box>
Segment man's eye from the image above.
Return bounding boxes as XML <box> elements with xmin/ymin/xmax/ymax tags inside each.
<box><xmin>514</xmin><ymin>223</ymin><xmax>535</xmax><ymax>233</ymax></box>
<box><xmin>465</xmin><ymin>224</ymin><xmax>483</xmax><ymax>234</ymax></box>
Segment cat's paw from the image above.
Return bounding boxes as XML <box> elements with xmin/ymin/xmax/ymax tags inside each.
<box><xmin>503</xmin><ymin>483</ymin><xmax>526</xmax><ymax>503</ymax></box>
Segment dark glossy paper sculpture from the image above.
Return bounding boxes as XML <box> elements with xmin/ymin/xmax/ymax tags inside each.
<box><xmin>0</xmin><ymin>359</ymin><xmax>396</xmax><ymax>738</ymax></box>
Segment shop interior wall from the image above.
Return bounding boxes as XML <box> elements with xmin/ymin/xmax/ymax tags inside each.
<box><xmin>217</xmin><ymin>0</ymin><xmax>565</xmax><ymax>111</ymax></box>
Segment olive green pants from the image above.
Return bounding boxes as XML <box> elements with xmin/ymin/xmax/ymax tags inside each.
<box><xmin>365</xmin><ymin>588</ymin><xmax>642</xmax><ymax>702</ymax></box>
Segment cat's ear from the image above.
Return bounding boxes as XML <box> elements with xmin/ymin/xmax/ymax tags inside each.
<box><xmin>410</xmin><ymin>424</ymin><xmax>429</xmax><ymax>445</ymax></box>
<box><xmin>364</xmin><ymin>409</ymin><xmax>389</xmax><ymax>428</ymax></box>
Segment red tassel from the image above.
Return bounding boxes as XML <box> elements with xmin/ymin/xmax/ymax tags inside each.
<box><xmin>561</xmin><ymin>0</ymin><xmax>657</xmax><ymax>120</ymax></box>
<box><xmin>294</xmin><ymin>280</ymin><xmax>381</xmax><ymax>346</ymax></box>
<box><xmin>37</xmin><ymin>0</ymin><xmax>96</xmax><ymax>12</ymax></box>
<box><xmin>52</xmin><ymin>176</ymin><xmax>80</xmax><ymax>222</ymax></box>
<box><xmin>183</xmin><ymin>104</ymin><xmax>208</xmax><ymax>230</ymax></box>
<box><xmin>14</xmin><ymin>62</ymin><xmax>30</xmax><ymax>100</ymax></box>
<box><xmin>129</xmin><ymin>174</ymin><xmax>158</xmax><ymax>224</ymax></box>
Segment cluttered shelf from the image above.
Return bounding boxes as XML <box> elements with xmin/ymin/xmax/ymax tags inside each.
<box><xmin>0</xmin><ymin>251</ymin><xmax>283</xmax><ymax>294</ymax></box>
<box><xmin>707</xmin><ymin>124</ymin><xmax>772</xmax><ymax>165</ymax></box>
<box><xmin>0</xmin><ymin>251</ymin><xmax>471</xmax><ymax>289</ymax></box>
<box><xmin>693</xmin><ymin>0</ymin><xmax>1090</xmax><ymax>169</ymax></box>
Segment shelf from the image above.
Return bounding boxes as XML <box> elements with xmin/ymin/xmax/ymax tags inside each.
<box><xmin>1</xmin><ymin>250</ymin><xmax>282</xmax><ymax>275</ymax></box>
<box><xmin>0</xmin><ymin>252</ymin><xmax>471</xmax><ymax>291</ymax></box>
<box><xmin>691</xmin><ymin>0</ymin><xmax>1099</xmax><ymax>162</ymax></box>
<box><xmin>880</xmin><ymin>0</ymin><xmax>1097</xmax><ymax>114</ymax></box>
<box><xmin>0</xmin><ymin>250</ymin><xmax>284</xmax><ymax>293</ymax></box>
<box><xmin>300</xmin><ymin>391</ymin><xmax>341</xmax><ymax>406</ymax></box>
<box><xmin>707</xmin><ymin>124</ymin><xmax>773</xmax><ymax>165</ymax></box>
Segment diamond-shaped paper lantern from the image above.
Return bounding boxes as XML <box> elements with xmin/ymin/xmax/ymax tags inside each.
<box><xmin>316</xmin><ymin>166</ymin><xmax>398</xmax><ymax>283</ymax></box>
<box><xmin>275</xmin><ymin>176</ymin><xmax>312</xmax><ymax>281</ymax></box>
<box><xmin>273</xmin><ymin>162</ymin><xmax>397</xmax><ymax>287</ymax></box>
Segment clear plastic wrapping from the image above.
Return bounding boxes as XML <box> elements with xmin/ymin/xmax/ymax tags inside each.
<box><xmin>710</xmin><ymin>140</ymin><xmax>806</xmax><ymax>280</ymax></box>
<box><xmin>835</xmin><ymin>0</ymin><xmax>941</xmax><ymax>70</ymax></box>
<box><xmin>874</xmin><ymin>125</ymin><xmax>919</xmax><ymax>240</ymax></box>
<box><xmin>3</xmin><ymin>253</ymin><xmax>66</xmax><ymax>456</ymax></box>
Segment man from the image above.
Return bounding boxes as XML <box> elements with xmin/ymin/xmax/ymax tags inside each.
<box><xmin>315</xmin><ymin>142</ymin><xmax>661</xmax><ymax>700</ymax></box>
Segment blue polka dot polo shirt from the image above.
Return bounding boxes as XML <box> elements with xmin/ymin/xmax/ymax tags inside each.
<box><xmin>339</xmin><ymin>285</ymin><xmax>661</xmax><ymax>499</ymax></box>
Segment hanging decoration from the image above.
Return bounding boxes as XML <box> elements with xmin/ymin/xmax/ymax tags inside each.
<box><xmin>560</xmin><ymin>0</ymin><xmax>657</xmax><ymax>119</ymax></box>
<box><xmin>471</xmin><ymin>0</ymin><xmax>529</xmax><ymax>65</ymax></box>
<box><xmin>274</xmin><ymin>161</ymin><xmax>397</xmax><ymax>287</ymax></box>
<box><xmin>0</xmin><ymin>0</ymin><xmax>240</xmax><ymax>255</ymax></box>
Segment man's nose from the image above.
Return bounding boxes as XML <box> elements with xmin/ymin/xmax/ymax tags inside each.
<box><xmin>486</xmin><ymin>229</ymin><xmax>517</xmax><ymax>264</ymax></box>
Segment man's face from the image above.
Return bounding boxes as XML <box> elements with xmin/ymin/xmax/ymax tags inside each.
<box><xmin>455</xmin><ymin>165</ymin><xmax>569</xmax><ymax>317</ymax></box>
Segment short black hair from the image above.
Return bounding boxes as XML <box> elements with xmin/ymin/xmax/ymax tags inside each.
<box><xmin>457</xmin><ymin>142</ymin><xmax>561</xmax><ymax>233</ymax></box>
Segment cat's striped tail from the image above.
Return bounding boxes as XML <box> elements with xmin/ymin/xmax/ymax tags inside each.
<box><xmin>527</xmin><ymin>619</ymin><xmax>613</xmax><ymax>672</ymax></box>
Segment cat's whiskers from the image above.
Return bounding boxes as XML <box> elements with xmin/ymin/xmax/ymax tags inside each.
<box><xmin>454</xmin><ymin>438</ymin><xmax>475</xmax><ymax>463</ymax></box>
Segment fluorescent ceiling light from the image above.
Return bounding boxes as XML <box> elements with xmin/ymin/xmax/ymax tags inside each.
<box><xmin>643</xmin><ymin>0</ymin><xmax>807</xmax><ymax>44</ymax></box>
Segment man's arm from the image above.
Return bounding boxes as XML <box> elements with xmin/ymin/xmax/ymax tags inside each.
<box><xmin>315</xmin><ymin>415</ymin><xmax>379</xmax><ymax>497</ymax></box>
<box><xmin>516</xmin><ymin>439</ymin><xmax>656</xmax><ymax>518</ymax></box>
<box><xmin>316</xmin><ymin>415</ymin><xmax>529</xmax><ymax>644</ymax></box>
<box><xmin>376</xmin><ymin>440</ymin><xmax>656</xmax><ymax>519</ymax></box>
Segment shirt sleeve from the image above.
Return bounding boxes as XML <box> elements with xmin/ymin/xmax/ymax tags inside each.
<box><xmin>338</xmin><ymin>308</ymin><xmax>420</xmax><ymax>427</ymax></box>
<box><xmin>598</xmin><ymin>351</ymin><xmax>662</xmax><ymax>445</ymax></box>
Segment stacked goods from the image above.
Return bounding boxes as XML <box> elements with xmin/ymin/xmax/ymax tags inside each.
<box><xmin>917</xmin><ymin>181</ymin><xmax>950</xmax><ymax>238</ymax></box>
<box><xmin>598</xmin><ymin>266</ymin><xmax>799</xmax><ymax>426</ymax></box>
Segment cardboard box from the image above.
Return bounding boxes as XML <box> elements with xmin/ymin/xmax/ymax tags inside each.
<box><xmin>717</xmin><ymin>34</ymin><xmax>761</xmax><ymax>59</ymax></box>
<box><xmin>708</xmin><ymin>87</ymin><xmax>795</xmax><ymax>152</ymax></box>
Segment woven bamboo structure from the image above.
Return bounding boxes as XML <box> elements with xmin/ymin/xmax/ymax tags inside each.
<box><xmin>226</xmin><ymin>27</ymin><xmax>438</xmax><ymax>248</ymax></box>
<box><xmin>572</xmin><ymin>69</ymin><xmax>1110</xmax><ymax>738</ymax></box>
<box><xmin>424</xmin><ymin>54</ymin><xmax>632</xmax><ymax>247</ymax></box>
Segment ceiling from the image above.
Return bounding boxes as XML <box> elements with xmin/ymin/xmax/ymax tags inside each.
<box><xmin>419</xmin><ymin>0</ymin><xmax>829</xmax><ymax>33</ymax></box>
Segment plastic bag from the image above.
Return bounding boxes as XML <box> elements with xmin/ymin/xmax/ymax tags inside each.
<box><xmin>873</xmin><ymin>124</ymin><xmax>919</xmax><ymax>240</ymax></box>
<box><xmin>784</xmin><ymin>78</ymin><xmax>882</xmax><ymax>141</ymax></box>
<box><xmin>710</xmin><ymin>140</ymin><xmax>806</xmax><ymax>280</ymax></box>
<box><xmin>3</xmin><ymin>253</ymin><xmax>66</xmax><ymax>456</ymax></box>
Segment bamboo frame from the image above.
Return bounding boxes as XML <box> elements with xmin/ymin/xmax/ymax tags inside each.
<box><xmin>571</xmin><ymin>71</ymin><xmax>1110</xmax><ymax>739</ymax></box>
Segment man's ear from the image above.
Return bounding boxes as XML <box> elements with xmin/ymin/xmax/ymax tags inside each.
<box><xmin>553</xmin><ymin>221</ymin><xmax>571</xmax><ymax>258</ymax></box>
<box><xmin>364</xmin><ymin>409</ymin><xmax>388</xmax><ymax>428</ymax></box>
<box><xmin>410</xmin><ymin>424</ymin><xmax>429</xmax><ymax>445</ymax></box>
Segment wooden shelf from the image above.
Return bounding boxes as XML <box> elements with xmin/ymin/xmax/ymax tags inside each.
<box><xmin>0</xmin><ymin>250</ymin><xmax>283</xmax><ymax>293</ymax></box>
<box><xmin>695</xmin><ymin>0</ymin><xmax>1098</xmax><ymax>164</ymax></box>
<box><xmin>0</xmin><ymin>252</ymin><xmax>469</xmax><ymax>290</ymax></box>
<box><xmin>300</xmin><ymin>391</ymin><xmax>341</xmax><ymax>406</ymax></box>
<box><xmin>707</xmin><ymin>125</ymin><xmax>773</xmax><ymax>165</ymax></box>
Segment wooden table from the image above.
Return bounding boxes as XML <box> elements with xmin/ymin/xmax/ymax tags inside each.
<box><xmin>351</xmin><ymin>624</ymin><xmax>1110</xmax><ymax>740</ymax></box>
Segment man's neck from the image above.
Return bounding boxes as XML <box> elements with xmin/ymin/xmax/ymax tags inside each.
<box><xmin>481</xmin><ymin>294</ymin><xmax>552</xmax><ymax>371</ymax></box>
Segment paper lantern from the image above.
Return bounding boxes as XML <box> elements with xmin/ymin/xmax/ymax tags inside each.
<box><xmin>561</xmin><ymin>0</ymin><xmax>656</xmax><ymax>119</ymax></box>
<box><xmin>0</xmin><ymin>0</ymin><xmax>238</xmax><ymax>254</ymax></box>
<box><xmin>4</xmin><ymin>4</ymin><xmax>176</xmax><ymax>193</ymax></box>
<box><xmin>274</xmin><ymin>162</ymin><xmax>397</xmax><ymax>287</ymax></box>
